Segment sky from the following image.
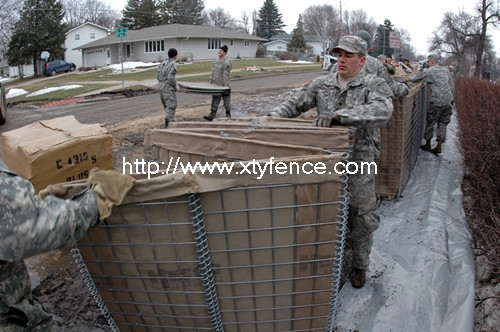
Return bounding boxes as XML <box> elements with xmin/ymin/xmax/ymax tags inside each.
<box><xmin>107</xmin><ymin>0</ymin><xmax>499</xmax><ymax>56</ymax></box>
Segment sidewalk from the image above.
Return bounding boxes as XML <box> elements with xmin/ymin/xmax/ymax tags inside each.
<box><xmin>334</xmin><ymin>113</ymin><xmax>475</xmax><ymax>331</ymax></box>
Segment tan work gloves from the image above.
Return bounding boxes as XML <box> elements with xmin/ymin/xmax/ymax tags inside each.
<box><xmin>314</xmin><ymin>113</ymin><xmax>341</xmax><ymax>127</ymax></box>
<box><xmin>38</xmin><ymin>169</ymin><xmax>135</xmax><ymax>222</ymax></box>
<box><xmin>87</xmin><ymin>169</ymin><xmax>135</xmax><ymax>221</ymax></box>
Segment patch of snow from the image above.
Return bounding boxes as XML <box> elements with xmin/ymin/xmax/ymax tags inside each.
<box><xmin>6</xmin><ymin>88</ymin><xmax>28</xmax><ymax>98</ymax></box>
<box><xmin>26</xmin><ymin>85</ymin><xmax>83</xmax><ymax>97</ymax></box>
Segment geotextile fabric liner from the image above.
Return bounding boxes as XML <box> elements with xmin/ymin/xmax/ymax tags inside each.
<box><xmin>70</xmin><ymin>153</ymin><xmax>349</xmax><ymax>331</ymax></box>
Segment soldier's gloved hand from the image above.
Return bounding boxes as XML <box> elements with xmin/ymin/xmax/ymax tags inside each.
<box><xmin>38</xmin><ymin>183</ymin><xmax>68</xmax><ymax>199</ymax></box>
<box><xmin>267</xmin><ymin>109</ymin><xmax>282</xmax><ymax>117</ymax></box>
<box><xmin>87</xmin><ymin>168</ymin><xmax>135</xmax><ymax>221</ymax></box>
<box><xmin>175</xmin><ymin>83</ymin><xmax>181</xmax><ymax>92</ymax></box>
<box><xmin>314</xmin><ymin>113</ymin><xmax>340</xmax><ymax>127</ymax></box>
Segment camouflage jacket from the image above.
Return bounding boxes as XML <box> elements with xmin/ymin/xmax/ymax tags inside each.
<box><xmin>157</xmin><ymin>59</ymin><xmax>178</xmax><ymax>90</ymax></box>
<box><xmin>209</xmin><ymin>58</ymin><xmax>231</xmax><ymax>87</ymax></box>
<box><xmin>331</xmin><ymin>55</ymin><xmax>409</xmax><ymax>97</ymax></box>
<box><xmin>0</xmin><ymin>161</ymin><xmax>99</xmax><ymax>262</ymax></box>
<box><xmin>271</xmin><ymin>72</ymin><xmax>394</xmax><ymax>161</ymax></box>
<box><xmin>409</xmin><ymin>65</ymin><xmax>454</xmax><ymax>106</ymax></box>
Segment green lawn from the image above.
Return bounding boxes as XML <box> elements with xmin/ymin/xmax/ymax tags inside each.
<box><xmin>4</xmin><ymin>58</ymin><xmax>322</xmax><ymax>106</ymax></box>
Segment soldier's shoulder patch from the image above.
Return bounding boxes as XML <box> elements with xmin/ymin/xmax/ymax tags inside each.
<box><xmin>375</xmin><ymin>83</ymin><xmax>392</xmax><ymax>97</ymax></box>
<box><xmin>366</xmin><ymin>76</ymin><xmax>392</xmax><ymax>97</ymax></box>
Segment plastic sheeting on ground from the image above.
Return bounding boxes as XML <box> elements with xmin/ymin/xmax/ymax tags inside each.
<box><xmin>334</xmin><ymin>112</ymin><xmax>475</xmax><ymax>331</ymax></box>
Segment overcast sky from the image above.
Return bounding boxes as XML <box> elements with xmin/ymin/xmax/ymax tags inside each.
<box><xmin>108</xmin><ymin>0</ymin><xmax>499</xmax><ymax>56</ymax></box>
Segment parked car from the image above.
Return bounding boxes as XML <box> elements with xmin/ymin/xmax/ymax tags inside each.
<box><xmin>44</xmin><ymin>60</ymin><xmax>76</xmax><ymax>76</ymax></box>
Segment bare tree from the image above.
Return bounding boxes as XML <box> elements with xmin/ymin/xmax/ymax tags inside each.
<box><xmin>429</xmin><ymin>10</ymin><xmax>479</xmax><ymax>76</ymax></box>
<box><xmin>63</xmin><ymin>0</ymin><xmax>121</xmax><ymax>29</ymax></box>
<box><xmin>473</xmin><ymin>0</ymin><xmax>500</xmax><ymax>78</ymax></box>
<box><xmin>240</xmin><ymin>11</ymin><xmax>250</xmax><ymax>34</ymax></box>
<box><xmin>251</xmin><ymin>9</ymin><xmax>258</xmax><ymax>35</ymax></box>
<box><xmin>302</xmin><ymin>4</ymin><xmax>341</xmax><ymax>56</ymax></box>
<box><xmin>205</xmin><ymin>7</ymin><xmax>235</xmax><ymax>29</ymax></box>
<box><xmin>395</xmin><ymin>27</ymin><xmax>418</xmax><ymax>61</ymax></box>
<box><xmin>342</xmin><ymin>9</ymin><xmax>377</xmax><ymax>37</ymax></box>
<box><xmin>0</xmin><ymin>0</ymin><xmax>22</xmax><ymax>56</ymax></box>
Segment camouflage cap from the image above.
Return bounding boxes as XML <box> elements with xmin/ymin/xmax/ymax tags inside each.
<box><xmin>333</xmin><ymin>36</ymin><xmax>367</xmax><ymax>56</ymax></box>
<box><xmin>427</xmin><ymin>54</ymin><xmax>439</xmax><ymax>61</ymax></box>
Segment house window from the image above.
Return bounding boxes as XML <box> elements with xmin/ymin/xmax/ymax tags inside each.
<box><xmin>208</xmin><ymin>39</ymin><xmax>221</xmax><ymax>50</ymax></box>
<box><xmin>90</xmin><ymin>33</ymin><xmax>95</xmax><ymax>39</ymax></box>
<box><xmin>145</xmin><ymin>40</ymin><xmax>165</xmax><ymax>53</ymax></box>
<box><xmin>75</xmin><ymin>34</ymin><xmax>80</xmax><ymax>40</ymax></box>
<box><xmin>244</xmin><ymin>40</ymin><xmax>250</xmax><ymax>47</ymax></box>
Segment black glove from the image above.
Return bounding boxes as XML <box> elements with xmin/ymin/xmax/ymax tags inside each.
<box><xmin>314</xmin><ymin>114</ymin><xmax>340</xmax><ymax>127</ymax></box>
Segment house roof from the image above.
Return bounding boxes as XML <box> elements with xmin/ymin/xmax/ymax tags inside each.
<box><xmin>270</xmin><ymin>34</ymin><xmax>322</xmax><ymax>42</ymax></box>
<box><xmin>262</xmin><ymin>39</ymin><xmax>287</xmax><ymax>46</ymax></box>
<box><xmin>67</xmin><ymin>22</ymin><xmax>111</xmax><ymax>35</ymax></box>
<box><xmin>78</xmin><ymin>24</ymin><xmax>266</xmax><ymax>50</ymax></box>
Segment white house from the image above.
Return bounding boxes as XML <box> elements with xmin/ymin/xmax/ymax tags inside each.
<box><xmin>65</xmin><ymin>22</ymin><xmax>111</xmax><ymax>69</ymax></box>
<box><xmin>77</xmin><ymin>24</ymin><xmax>267</xmax><ymax>68</ymax></box>
<box><xmin>266</xmin><ymin>34</ymin><xmax>330</xmax><ymax>58</ymax></box>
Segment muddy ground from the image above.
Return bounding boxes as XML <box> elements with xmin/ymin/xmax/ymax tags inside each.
<box><xmin>25</xmin><ymin>88</ymin><xmax>323</xmax><ymax>331</ymax></box>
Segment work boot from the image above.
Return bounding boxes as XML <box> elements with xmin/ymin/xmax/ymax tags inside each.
<box><xmin>421</xmin><ymin>140</ymin><xmax>431</xmax><ymax>152</ymax></box>
<box><xmin>164</xmin><ymin>118</ymin><xmax>169</xmax><ymax>128</ymax></box>
<box><xmin>431</xmin><ymin>140</ymin><xmax>442</xmax><ymax>155</ymax></box>
<box><xmin>203</xmin><ymin>111</ymin><xmax>216</xmax><ymax>121</ymax></box>
<box><xmin>225</xmin><ymin>112</ymin><xmax>231</xmax><ymax>118</ymax></box>
<box><xmin>351</xmin><ymin>268</ymin><xmax>366</xmax><ymax>288</ymax></box>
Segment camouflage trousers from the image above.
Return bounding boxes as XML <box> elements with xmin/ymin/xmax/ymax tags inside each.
<box><xmin>0</xmin><ymin>261</ymin><xmax>58</xmax><ymax>331</ymax></box>
<box><xmin>424</xmin><ymin>102</ymin><xmax>452</xmax><ymax>142</ymax></box>
<box><xmin>347</xmin><ymin>162</ymin><xmax>380</xmax><ymax>270</ymax></box>
<box><xmin>210</xmin><ymin>92</ymin><xmax>231</xmax><ymax>114</ymax></box>
<box><xmin>159</xmin><ymin>88</ymin><xmax>177</xmax><ymax>122</ymax></box>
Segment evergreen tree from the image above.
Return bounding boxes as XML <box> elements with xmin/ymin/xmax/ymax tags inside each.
<box><xmin>256</xmin><ymin>0</ymin><xmax>285</xmax><ymax>40</ymax></box>
<box><xmin>6</xmin><ymin>0</ymin><xmax>67</xmax><ymax>76</ymax></box>
<box><xmin>373</xmin><ymin>19</ymin><xmax>394</xmax><ymax>57</ymax></box>
<box><xmin>288</xmin><ymin>15</ymin><xmax>307</xmax><ymax>54</ymax></box>
<box><xmin>121</xmin><ymin>0</ymin><xmax>161</xmax><ymax>30</ymax></box>
<box><xmin>160</xmin><ymin>0</ymin><xmax>204</xmax><ymax>25</ymax></box>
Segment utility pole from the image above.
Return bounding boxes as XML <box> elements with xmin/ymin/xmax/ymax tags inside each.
<box><xmin>339</xmin><ymin>0</ymin><xmax>343</xmax><ymax>36</ymax></box>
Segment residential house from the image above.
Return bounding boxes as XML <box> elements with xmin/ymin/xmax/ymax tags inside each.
<box><xmin>77</xmin><ymin>24</ymin><xmax>266</xmax><ymax>68</ymax></box>
<box><xmin>66</xmin><ymin>22</ymin><xmax>111</xmax><ymax>69</ymax></box>
<box><xmin>265</xmin><ymin>34</ymin><xmax>331</xmax><ymax>58</ymax></box>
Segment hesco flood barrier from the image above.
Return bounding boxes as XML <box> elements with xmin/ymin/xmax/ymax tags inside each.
<box><xmin>376</xmin><ymin>82</ymin><xmax>428</xmax><ymax>199</ymax></box>
<box><xmin>68</xmin><ymin>80</ymin><xmax>428</xmax><ymax>330</ymax></box>
<box><xmin>67</xmin><ymin>120</ymin><xmax>352</xmax><ymax>331</ymax></box>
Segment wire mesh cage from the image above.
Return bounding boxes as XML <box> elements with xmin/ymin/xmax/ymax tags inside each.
<box><xmin>71</xmin><ymin>121</ymin><xmax>352</xmax><ymax>332</ymax></box>
<box><xmin>376</xmin><ymin>82</ymin><xmax>428</xmax><ymax>199</ymax></box>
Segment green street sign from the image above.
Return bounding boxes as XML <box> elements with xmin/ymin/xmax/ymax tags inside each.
<box><xmin>115</xmin><ymin>27</ymin><xmax>128</xmax><ymax>38</ymax></box>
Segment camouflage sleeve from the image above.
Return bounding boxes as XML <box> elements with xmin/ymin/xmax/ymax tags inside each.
<box><xmin>409</xmin><ymin>69</ymin><xmax>427</xmax><ymax>83</ymax></box>
<box><xmin>0</xmin><ymin>168</ymin><xmax>99</xmax><ymax>262</ymax></box>
<box><xmin>336</xmin><ymin>77</ymin><xmax>394</xmax><ymax>128</ymax></box>
<box><xmin>209</xmin><ymin>61</ymin><xmax>216</xmax><ymax>84</ymax></box>
<box><xmin>387</xmin><ymin>79</ymin><xmax>410</xmax><ymax>97</ymax></box>
<box><xmin>270</xmin><ymin>78</ymin><xmax>320</xmax><ymax>118</ymax></box>
<box><xmin>166</xmin><ymin>62</ymin><xmax>177</xmax><ymax>88</ymax></box>
<box><xmin>223</xmin><ymin>61</ymin><xmax>231</xmax><ymax>87</ymax></box>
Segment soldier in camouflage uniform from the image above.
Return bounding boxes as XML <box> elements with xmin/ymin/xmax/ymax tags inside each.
<box><xmin>0</xmin><ymin>162</ymin><xmax>134</xmax><ymax>330</ymax></box>
<box><xmin>330</xmin><ymin>30</ymin><xmax>409</xmax><ymax>98</ymax></box>
<box><xmin>157</xmin><ymin>48</ymin><xmax>180</xmax><ymax>127</ymax></box>
<box><xmin>408</xmin><ymin>54</ymin><xmax>454</xmax><ymax>154</ymax></box>
<box><xmin>203</xmin><ymin>45</ymin><xmax>232</xmax><ymax>121</ymax></box>
<box><xmin>269</xmin><ymin>36</ymin><xmax>394</xmax><ymax>288</ymax></box>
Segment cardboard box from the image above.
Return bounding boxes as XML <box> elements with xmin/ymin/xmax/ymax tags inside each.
<box><xmin>1</xmin><ymin>115</ymin><xmax>113</xmax><ymax>193</ymax></box>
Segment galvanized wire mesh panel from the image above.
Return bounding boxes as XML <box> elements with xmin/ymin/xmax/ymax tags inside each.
<box><xmin>75</xmin><ymin>178</ymin><xmax>348</xmax><ymax>331</ymax></box>
<box><xmin>376</xmin><ymin>83</ymin><xmax>428</xmax><ymax>199</ymax></box>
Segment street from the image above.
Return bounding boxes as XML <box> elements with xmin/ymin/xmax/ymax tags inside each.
<box><xmin>0</xmin><ymin>70</ymin><xmax>325</xmax><ymax>132</ymax></box>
